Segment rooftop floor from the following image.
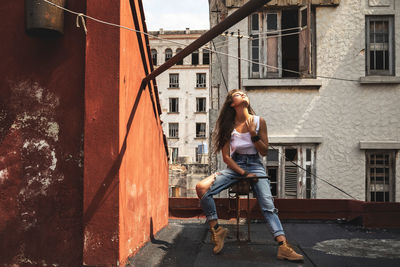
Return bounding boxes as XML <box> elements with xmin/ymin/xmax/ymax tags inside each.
<box><xmin>128</xmin><ymin>219</ymin><xmax>400</xmax><ymax>267</ymax></box>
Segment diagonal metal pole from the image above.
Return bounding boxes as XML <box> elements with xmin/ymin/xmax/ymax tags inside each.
<box><xmin>144</xmin><ymin>0</ymin><xmax>271</xmax><ymax>83</ymax></box>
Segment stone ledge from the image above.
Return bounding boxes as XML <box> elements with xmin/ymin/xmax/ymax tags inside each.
<box><xmin>359</xmin><ymin>141</ymin><xmax>400</xmax><ymax>150</ymax></box>
<box><xmin>243</xmin><ymin>78</ymin><xmax>322</xmax><ymax>89</ymax></box>
<box><xmin>359</xmin><ymin>76</ymin><xmax>400</xmax><ymax>84</ymax></box>
<box><xmin>269</xmin><ymin>136</ymin><xmax>323</xmax><ymax>144</ymax></box>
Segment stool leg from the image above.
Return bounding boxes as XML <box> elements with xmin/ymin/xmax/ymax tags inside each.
<box><xmin>236</xmin><ymin>193</ymin><xmax>239</xmax><ymax>241</ymax></box>
<box><xmin>247</xmin><ymin>193</ymin><xmax>250</xmax><ymax>242</ymax></box>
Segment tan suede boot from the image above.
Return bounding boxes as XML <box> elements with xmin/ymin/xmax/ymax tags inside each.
<box><xmin>277</xmin><ymin>241</ymin><xmax>304</xmax><ymax>262</ymax></box>
<box><xmin>210</xmin><ymin>226</ymin><xmax>228</xmax><ymax>254</ymax></box>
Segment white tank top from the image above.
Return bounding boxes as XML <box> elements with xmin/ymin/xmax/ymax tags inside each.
<box><xmin>230</xmin><ymin>116</ymin><xmax>260</xmax><ymax>156</ymax></box>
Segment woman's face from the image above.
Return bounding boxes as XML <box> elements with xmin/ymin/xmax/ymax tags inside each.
<box><xmin>230</xmin><ymin>91</ymin><xmax>249</xmax><ymax>107</ymax></box>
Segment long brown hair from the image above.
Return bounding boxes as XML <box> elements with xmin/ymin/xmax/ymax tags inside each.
<box><xmin>212</xmin><ymin>89</ymin><xmax>255</xmax><ymax>153</ymax></box>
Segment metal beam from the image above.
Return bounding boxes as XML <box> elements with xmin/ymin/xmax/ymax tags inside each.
<box><xmin>144</xmin><ymin>0</ymin><xmax>272</xmax><ymax>83</ymax></box>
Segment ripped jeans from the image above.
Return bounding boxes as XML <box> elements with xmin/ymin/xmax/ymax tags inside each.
<box><xmin>200</xmin><ymin>153</ymin><xmax>285</xmax><ymax>238</ymax></box>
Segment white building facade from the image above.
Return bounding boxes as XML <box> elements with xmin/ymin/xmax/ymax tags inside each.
<box><xmin>149</xmin><ymin>29</ymin><xmax>210</xmax><ymax>165</ymax></box>
<box><xmin>209</xmin><ymin>0</ymin><xmax>400</xmax><ymax>201</ymax></box>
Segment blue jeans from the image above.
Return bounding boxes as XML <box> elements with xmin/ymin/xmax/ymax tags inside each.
<box><xmin>200</xmin><ymin>153</ymin><xmax>285</xmax><ymax>238</ymax></box>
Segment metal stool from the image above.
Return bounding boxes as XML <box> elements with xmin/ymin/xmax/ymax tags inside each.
<box><xmin>228</xmin><ymin>179</ymin><xmax>252</xmax><ymax>241</ymax></box>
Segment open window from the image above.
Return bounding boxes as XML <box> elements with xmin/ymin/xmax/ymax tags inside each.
<box><xmin>298</xmin><ymin>3</ymin><xmax>312</xmax><ymax>78</ymax></box>
<box><xmin>249</xmin><ymin>5</ymin><xmax>315</xmax><ymax>79</ymax></box>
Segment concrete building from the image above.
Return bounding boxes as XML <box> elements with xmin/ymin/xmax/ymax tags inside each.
<box><xmin>149</xmin><ymin>29</ymin><xmax>211</xmax><ymax>197</ymax></box>
<box><xmin>209</xmin><ymin>0</ymin><xmax>400</xmax><ymax>201</ymax></box>
<box><xmin>149</xmin><ymin>29</ymin><xmax>211</xmax><ymax>165</ymax></box>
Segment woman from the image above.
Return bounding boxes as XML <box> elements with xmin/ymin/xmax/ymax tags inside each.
<box><xmin>195</xmin><ymin>89</ymin><xmax>303</xmax><ymax>261</ymax></box>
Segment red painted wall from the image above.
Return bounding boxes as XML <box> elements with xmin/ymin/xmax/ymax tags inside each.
<box><xmin>0</xmin><ymin>0</ymin><xmax>167</xmax><ymax>266</ymax></box>
<box><xmin>169</xmin><ymin>198</ymin><xmax>400</xmax><ymax>228</ymax></box>
<box><xmin>83</xmin><ymin>0</ymin><xmax>168</xmax><ymax>265</ymax></box>
<box><xmin>118</xmin><ymin>0</ymin><xmax>169</xmax><ymax>265</ymax></box>
<box><xmin>83</xmin><ymin>0</ymin><xmax>120</xmax><ymax>264</ymax></box>
<box><xmin>0</xmin><ymin>1</ymin><xmax>85</xmax><ymax>266</ymax></box>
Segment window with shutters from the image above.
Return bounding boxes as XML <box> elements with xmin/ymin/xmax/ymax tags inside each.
<box><xmin>196</xmin><ymin>73</ymin><xmax>207</xmax><ymax>88</ymax></box>
<box><xmin>169</xmin><ymin>123</ymin><xmax>179</xmax><ymax>138</ymax></box>
<box><xmin>266</xmin><ymin>145</ymin><xmax>316</xmax><ymax>199</ymax></box>
<box><xmin>165</xmin><ymin>48</ymin><xmax>172</xmax><ymax>62</ymax></box>
<box><xmin>169</xmin><ymin>73</ymin><xmax>179</xmax><ymax>88</ymax></box>
<box><xmin>169</xmin><ymin>98</ymin><xmax>179</xmax><ymax>113</ymax></box>
<box><xmin>176</xmin><ymin>48</ymin><xmax>183</xmax><ymax>65</ymax></box>
<box><xmin>192</xmin><ymin>50</ymin><xmax>199</xmax><ymax>65</ymax></box>
<box><xmin>366</xmin><ymin>16</ymin><xmax>394</xmax><ymax>76</ymax></box>
<box><xmin>249</xmin><ymin>5</ymin><xmax>315</xmax><ymax>78</ymax></box>
<box><xmin>366</xmin><ymin>150</ymin><xmax>396</xmax><ymax>202</ymax></box>
<box><xmin>196</xmin><ymin>97</ymin><xmax>206</xmax><ymax>112</ymax></box>
<box><xmin>202</xmin><ymin>49</ymin><xmax>210</xmax><ymax>65</ymax></box>
<box><xmin>196</xmin><ymin>123</ymin><xmax>206</xmax><ymax>138</ymax></box>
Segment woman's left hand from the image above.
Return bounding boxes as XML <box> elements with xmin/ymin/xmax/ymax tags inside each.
<box><xmin>245</xmin><ymin>116</ymin><xmax>257</xmax><ymax>135</ymax></box>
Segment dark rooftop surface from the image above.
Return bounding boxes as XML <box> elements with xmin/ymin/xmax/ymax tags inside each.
<box><xmin>128</xmin><ymin>219</ymin><xmax>400</xmax><ymax>267</ymax></box>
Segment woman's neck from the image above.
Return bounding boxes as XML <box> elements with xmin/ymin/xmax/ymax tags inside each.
<box><xmin>235</xmin><ymin>106</ymin><xmax>251</xmax><ymax>123</ymax></box>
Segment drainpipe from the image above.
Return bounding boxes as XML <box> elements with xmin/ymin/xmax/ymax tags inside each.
<box><xmin>144</xmin><ymin>0</ymin><xmax>271</xmax><ymax>83</ymax></box>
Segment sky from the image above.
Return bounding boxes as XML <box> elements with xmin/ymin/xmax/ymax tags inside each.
<box><xmin>142</xmin><ymin>0</ymin><xmax>210</xmax><ymax>31</ymax></box>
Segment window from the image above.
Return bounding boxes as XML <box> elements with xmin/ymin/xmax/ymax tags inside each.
<box><xmin>165</xmin><ymin>48</ymin><xmax>172</xmax><ymax>62</ymax></box>
<box><xmin>151</xmin><ymin>49</ymin><xmax>157</xmax><ymax>65</ymax></box>
<box><xmin>170</xmin><ymin>147</ymin><xmax>178</xmax><ymax>163</ymax></box>
<box><xmin>192</xmin><ymin>50</ymin><xmax>199</xmax><ymax>65</ymax></box>
<box><xmin>366</xmin><ymin>150</ymin><xmax>395</xmax><ymax>202</ymax></box>
<box><xmin>366</xmin><ymin>16</ymin><xmax>394</xmax><ymax>76</ymax></box>
<box><xmin>196</xmin><ymin>73</ymin><xmax>206</xmax><ymax>88</ymax></box>
<box><xmin>266</xmin><ymin>145</ymin><xmax>316</xmax><ymax>199</ymax></box>
<box><xmin>171</xmin><ymin>186</ymin><xmax>181</xmax><ymax>197</ymax></box>
<box><xmin>196</xmin><ymin>143</ymin><xmax>208</xmax><ymax>163</ymax></box>
<box><xmin>195</xmin><ymin>147</ymin><xmax>200</xmax><ymax>163</ymax></box>
<box><xmin>176</xmin><ymin>48</ymin><xmax>183</xmax><ymax>65</ymax></box>
<box><xmin>169</xmin><ymin>73</ymin><xmax>179</xmax><ymax>88</ymax></box>
<box><xmin>196</xmin><ymin>123</ymin><xmax>206</xmax><ymax>138</ymax></box>
<box><xmin>202</xmin><ymin>49</ymin><xmax>210</xmax><ymax>65</ymax></box>
<box><xmin>196</xmin><ymin>97</ymin><xmax>206</xmax><ymax>112</ymax></box>
<box><xmin>169</xmin><ymin>123</ymin><xmax>179</xmax><ymax>138</ymax></box>
<box><xmin>249</xmin><ymin>4</ymin><xmax>315</xmax><ymax>78</ymax></box>
<box><xmin>169</xmin><ymin>98</ymin><xmax>179</xmax><ymax>113</ymax></box>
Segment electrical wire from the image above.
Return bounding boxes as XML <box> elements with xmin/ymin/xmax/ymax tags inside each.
<box><xmin>43</xmin><ymin>0</ymin><xmax>359</xmax><ymax>83</ymax></box>
<box><xmin>267</xmin><ymin>144</ymin><xmax>356</xmax><ymax>199</ymax></box>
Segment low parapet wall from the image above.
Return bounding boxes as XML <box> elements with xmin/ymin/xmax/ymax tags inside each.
<box><xmin>169</xmin><ymin>198</ymin><xmax>400</xmax><ymax>228</ymax></box>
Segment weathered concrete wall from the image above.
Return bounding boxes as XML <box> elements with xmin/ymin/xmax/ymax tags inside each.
<box><xmin>83</xmin><ymin>0</ymin><xmax>169</xmax><ymax>266</ymax></box>
<box><xmin>0</xmin><ymin>0</ymin><xmax>85</xmax><ymax>266</ymax></box>
<box><xmin>169</xmin><ymin>163</ymin><xmax>209</xmax><ymax>197</ymax></box>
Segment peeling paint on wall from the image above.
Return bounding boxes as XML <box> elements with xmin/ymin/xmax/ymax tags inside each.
<box><xmin>0</xmin><ymin>169</ymin><xmax>8</xmax><ymax>184</ymax></box>
<box><xmin>5</xmin><ymin>81</ymin><xmax>63</xmax><ymax>201</ymax></box>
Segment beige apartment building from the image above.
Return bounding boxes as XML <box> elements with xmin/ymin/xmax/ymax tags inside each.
<box><xmin>149</xmin><ymin>29</ymin><xmax>211</xmax><ymax>197</ymax></box>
